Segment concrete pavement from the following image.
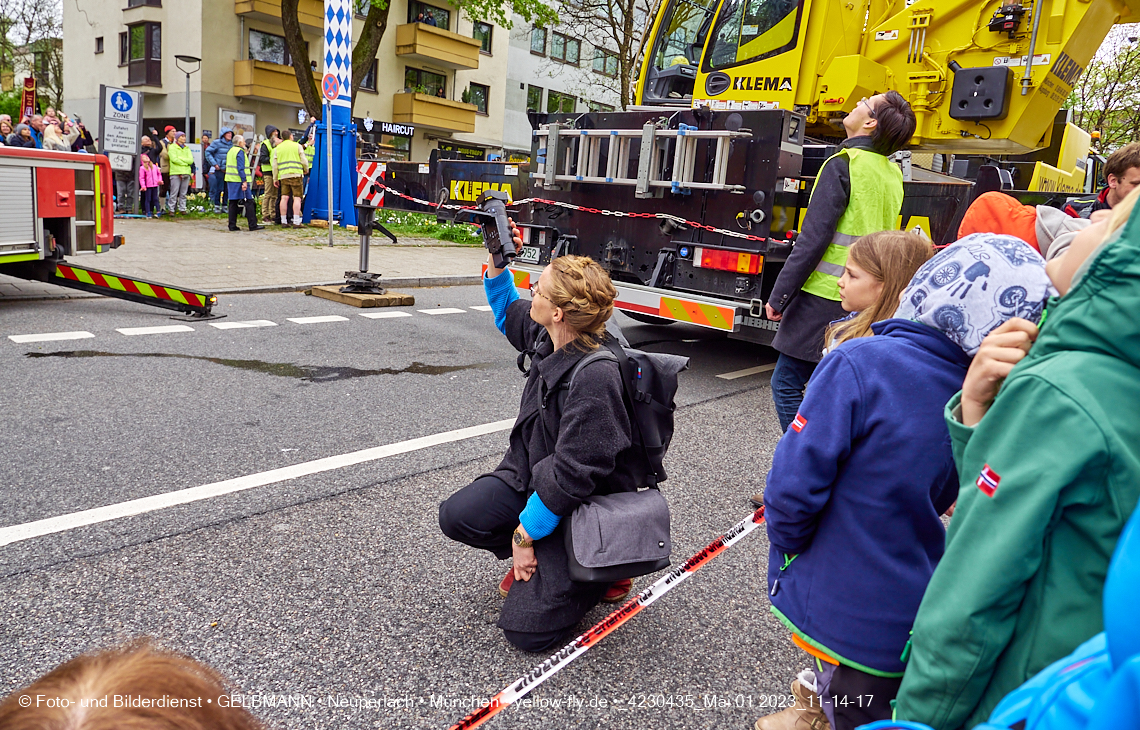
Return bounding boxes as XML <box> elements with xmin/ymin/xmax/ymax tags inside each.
<box><xmin>0</xmin><ymin>216</ymin><xmax>487</xmax><ymax>301</ymax></box>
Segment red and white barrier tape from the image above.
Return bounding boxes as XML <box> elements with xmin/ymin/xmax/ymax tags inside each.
<box><xmin>374</xmin><ymin>184</ymin><xmax>769</xmax><ymax>242</ymax></box>
<box><xmin>447</xmin><ymin>506</ymin><xmax>767</xmax><ymax>730</ymax></box>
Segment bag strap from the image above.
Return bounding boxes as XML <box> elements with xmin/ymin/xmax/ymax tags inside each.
<box><xmin>539</xmin><ymin>338</ymin><xmax>661</xmax><ymax>489</ymax></box>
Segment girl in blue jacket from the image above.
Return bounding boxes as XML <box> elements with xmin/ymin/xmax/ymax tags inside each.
<box><xmin>756</xmin><ymin>234</ymin><xmax>1056</xmax><ymax>730</ymax></box>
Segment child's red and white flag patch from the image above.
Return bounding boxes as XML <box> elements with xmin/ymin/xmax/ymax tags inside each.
<box><xmin>976</xmin><ymin>464</ymin><xmax>1001</xmax><ymax>497</ymax></box>
<box><xmin>790</xmin><ymin>413</ymin><xmax>807</xmax><ymax>433</ymax></box>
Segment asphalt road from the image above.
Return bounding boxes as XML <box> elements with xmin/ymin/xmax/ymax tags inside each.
<box><xmin>0</xmin><ymin>285</ymin><xmax>796</xmax><ymax>729</ymax></box>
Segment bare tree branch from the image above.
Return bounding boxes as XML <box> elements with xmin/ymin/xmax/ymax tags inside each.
<box><xmin>280</xmin><ymin>0</ymin><xmax>323</xmax><ymax>121</ymax></box>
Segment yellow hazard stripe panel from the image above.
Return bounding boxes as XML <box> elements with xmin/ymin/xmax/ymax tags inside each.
<box><xmin>511</xmin><ymin>269</ymin><xmax>532</xmax><ymax>291</ymax></box>
<box><xmin>658</xmin><ymin>297</ymin><xmax>735</xmax><ymax>331</ymax></box>
<box><xmin>165</xmin><ymin>288</ymin><xmax>190</xmax><ymax>305</ymax></box>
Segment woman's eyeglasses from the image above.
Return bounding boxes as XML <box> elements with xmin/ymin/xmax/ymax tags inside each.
<box><xmin>860</xmin><ymin>97</ymin><xmax>877</xmax><ymax>119</ymax></box>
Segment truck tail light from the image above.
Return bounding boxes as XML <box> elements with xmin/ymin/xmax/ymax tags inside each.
<box><xmin>693</xmin><ymin>247</ymin><xmax>762</xmax><ymax>275</ymax></box>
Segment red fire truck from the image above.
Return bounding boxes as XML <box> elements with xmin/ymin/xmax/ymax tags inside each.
<box><xmin>0</xmin><ymin>146</ymin><xmax>216</xmax><ymax>316</ymax></box>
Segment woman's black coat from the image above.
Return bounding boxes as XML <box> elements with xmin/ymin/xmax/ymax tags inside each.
<box><xmin>491</xmin><ymin>299</ymin><xmax>638</xmax><ymax>633</ymax></box>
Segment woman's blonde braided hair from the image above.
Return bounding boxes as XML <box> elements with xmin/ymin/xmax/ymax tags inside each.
<box><xmin>543</xmin><ymin>255</ymin><xmax>617</xmax><ymax>350</ymax></box>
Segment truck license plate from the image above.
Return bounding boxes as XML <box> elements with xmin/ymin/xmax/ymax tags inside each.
<box><xmin>515</xmin><ymin>246</ymin><xmax>540</xmax><ymax>264</ymax></box>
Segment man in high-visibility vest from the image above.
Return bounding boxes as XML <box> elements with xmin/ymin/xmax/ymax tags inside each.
<box><xmin>272</xmin><ymin>129</ymin><xmax>310</xmax><ymax>228</ymax></box>
<box><xmin>224</xmin><ymin>134</ymin><xmax>262</xmax><ymax>231</ymax></box>
<box><xmin>762</xmin><ymin>91</ymin><xmax>916</xmax><ymax>434</ymax></box>
<box><xmin>258</xmin><ymin>125</ymin><xmax>281</xmax><ymax>224</ymax></box>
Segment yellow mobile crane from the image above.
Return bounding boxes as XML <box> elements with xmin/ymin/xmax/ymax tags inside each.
<box><xmin>637</xmin><ymin>0</ymin><xmax>1136</xmax><ymax>189</ymax></box>
<box><xmin>383</xmin><ymin>0</ymin><xmax>1138</xmax><ymax>343</ymax></box>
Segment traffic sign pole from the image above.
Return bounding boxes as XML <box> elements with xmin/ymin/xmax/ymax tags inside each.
<box><xmin>321</xmin><ymin>73</ymin><xmax>337</xmax><ymax>248</ymax></box>
<box><xmin>322</xmin><ymin>73</ymin><xmax>339</xmax><ymax>247</ymax></box>
<box><xmin>327</xmin><ymin>101</ymin><xmax>334</xmax><ymax>248</ymax></box>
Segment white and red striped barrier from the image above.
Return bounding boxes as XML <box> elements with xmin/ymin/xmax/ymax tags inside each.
<box><xmin>448</xmin><ymin>506</ymin><xmax>767</xmax><ymax>730</ymax></box>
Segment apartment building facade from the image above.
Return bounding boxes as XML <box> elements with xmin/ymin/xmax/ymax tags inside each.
<box><xmin>500</xmin><ymin>17</ymin><xmax>623</xmax><ymax>159</ymax></box>
<box><xmin>60</xmin><ymin>0</ymin><xmax>505</xmax><ymax>159</ymax></box>
<box><xmin>61</xmin><ymin>0</ymin><xmax>622</xmax><ymax>163</ymax></box>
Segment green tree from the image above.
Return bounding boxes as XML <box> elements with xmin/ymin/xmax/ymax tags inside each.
<box><xmin>281</xmin><ymin>0</ymin><xmax>558</xmax><ymax>121</ymax></box>
<box><xmin>1069</xmin><ymin>24</ymin><xmax>1140</xmax><ymax>153</ymax></box>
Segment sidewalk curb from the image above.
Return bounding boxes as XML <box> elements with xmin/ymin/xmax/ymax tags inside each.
<box><xmin>0</xmin><ymin>276</ymin><xmax>483</xmax><ymax>303</ymax></box>
<box><xmin>217</xmin><ymin>275</ymin><xmax>482</xmax><ymax>295</ymax></box>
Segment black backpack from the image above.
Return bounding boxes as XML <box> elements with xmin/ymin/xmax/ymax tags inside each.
<box><xmin>541</xmin><ymin>336</ymin><xmax>689</xmax><ymax>487</ymax></box>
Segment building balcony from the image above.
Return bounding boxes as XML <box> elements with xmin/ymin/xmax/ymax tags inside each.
<box><xmin>392</xmin><ymin>92</ymin><xmax>477</xmax><ymax>133</ymax></box>
<box><xmin>394</xmin><ymin>23</ymin><xmax>481</xmax><ymax>70</ymax></box>
<box><xmin>234</xmin><ymin>0</ymin><xmax>322</xmax><ymax>33</ymax></box>
<box><xmin>234</xmin><ymin>60</ymin><xmax>320</xmax><ymax>105</ymax></box>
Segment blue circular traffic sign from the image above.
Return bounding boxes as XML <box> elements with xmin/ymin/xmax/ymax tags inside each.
<box><xmin>111</xmin><ymin>91</ymin><xmax>133</xmax><ymax>112</ymax></box>
<box><xmin>322</xmin><ymin>74</ymin><xmax>340</xmax><ymax>102</ymax></box>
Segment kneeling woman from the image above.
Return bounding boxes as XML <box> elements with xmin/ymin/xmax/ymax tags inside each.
<box><xmin>440</xmin><ymin>249</ymin><xmax>637</xmax><ymax>653</ymax></box>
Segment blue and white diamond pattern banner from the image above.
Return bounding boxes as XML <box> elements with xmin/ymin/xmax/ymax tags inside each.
<box><xmin>324</xmin><ymin>0</ymin><xmax>352</xmax><ymax>108</ymax></box>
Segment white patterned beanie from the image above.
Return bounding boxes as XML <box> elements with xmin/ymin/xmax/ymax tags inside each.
<box><xmin>896</xmin><ymin>233</ymin><xmax>1057</xmax><ymax>356</ymax></box>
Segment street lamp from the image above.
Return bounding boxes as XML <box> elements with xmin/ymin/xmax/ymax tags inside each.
<box><xmin>174</xmin><ymin>55</ymin><xmax>201</xmax><ymax>142</ymax></box>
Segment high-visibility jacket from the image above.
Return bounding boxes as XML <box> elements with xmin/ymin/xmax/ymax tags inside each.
<box><xmin>800</xmin><ymin>147</ymin><xmax>904</xmax><ymax>301</ymax></box>
<box><xmin>304</xmin><ymin>143</ymin><xmax>315</xmax><ymax>167</ymax></box>
<box><xmin>273</xmin><ymin>139</ymin><xmax>307</xmax><ymax>180</ymax></box>
<box><xmin>224</xmin><ymin>146</ymin><xmax>248</xmax><ymax>183</ymax></box>
<box><xmin>260</xmin><ymin>139</ymin><xmax>276</xmax><ymax>173</ymax></box>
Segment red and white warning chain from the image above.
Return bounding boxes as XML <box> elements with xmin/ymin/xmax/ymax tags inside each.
<box><xmin>375</xmin><ymin>183</ymin><xmax>770</xmax><ymax>242</ymax></box>
<box><xmin>446</xmin><ymin>506</ymin><xmax>767</xmax><ymax>730</ymax></box>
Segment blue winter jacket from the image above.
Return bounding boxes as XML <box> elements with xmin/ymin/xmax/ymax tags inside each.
<box><xmin>765</xmin><ymin>318</ymin><xmax>970</xmax><ymax>675</ymax></box>
<box><xmin>205</xmin><ymin>129</ymin><xmax>234</xmax><ymax>168</ymax></box>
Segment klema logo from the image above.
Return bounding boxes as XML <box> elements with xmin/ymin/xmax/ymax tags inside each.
<box><xmin>449</xmin><ymin>180</ymin><xmax>513</xmax><ymax>203</ymax></box>
<box><xmin>733</xmin><ymin>76</ymin><xmax>792</xmax><ymax>92</ymax></box>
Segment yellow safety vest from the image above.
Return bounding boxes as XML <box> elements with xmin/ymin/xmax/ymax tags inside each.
<box><xmin>224</xmin><ymin>146</ymin><xmax>246</xmax><ymax>183</ymax></box>
<box><xmin>305</xmin><ymin>143</ymin><xmax>315</xmax><ymax>166</ymax></box>
<box><xmin>801</xmin><ymin>147</ymin><xmax>905</xmax><ymax>301</ymax></box>
<box><xmin>275</xmin><ymin>140</ymin><xmax>306</xmax><ymax>180</ymax></box>
<box><xmin>260</xmin><ymin>139</ymin><xmax>275</xmax><ymax>173</ymax></box>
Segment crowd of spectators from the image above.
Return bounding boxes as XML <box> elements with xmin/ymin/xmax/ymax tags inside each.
<box><xmin>4</xmin><ymin>98</ymin><xmax>1140</xmax><ymax>730</ymax></box>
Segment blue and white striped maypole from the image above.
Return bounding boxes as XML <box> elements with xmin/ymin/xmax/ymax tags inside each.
<box><xmin>303</xmin><ymin>0</ymin><xmax>357</xmax><ymax>227</ymax></box>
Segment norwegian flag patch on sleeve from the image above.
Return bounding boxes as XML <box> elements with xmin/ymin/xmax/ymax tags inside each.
<box><xmin>976</xmin><ymin>464</ymin><xmax>1001</xmax><ymax>497</ymax></box>
<box><xmin>790</xmin><ymin>413</ymin><xmax>807</xmax><ymax>433</ymax></box>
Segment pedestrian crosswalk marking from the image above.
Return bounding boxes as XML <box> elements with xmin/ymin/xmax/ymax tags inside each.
<box><xmin>469</xmin><ymin>305</ymin><xmax>493</xmax><ymax>312</ymax></box>
<box><xmin>287</xmin><ymin>315</ymin><xmax>350</xmax><ymax>324</ymax></box>
<box><xmin>419</xmin><ymin>308</ymin><xmax>467</xmax><ymax>315</ymax></box>
<box><xmin>8</xmin><ymin>331</ymin><xmax>96</xmax><ymax>343</ymax></box>
<box><xmin>359</xmin><ymin>311</ymin><xmax>414</xmax><ymax>319</ymax></box>
<box><xmin>208</xmin><ymin>320</ymin><xmax>279</xmax><ymax>330</ymax></box>
<box><xmin>117</xmin><ymin>325</ymin><xmax>195</xmax><ymax>336</ymax></box>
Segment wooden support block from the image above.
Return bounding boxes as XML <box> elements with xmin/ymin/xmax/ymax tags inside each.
<box><xmin>309</xmin><ymin>285</ymin><xmax>415</xmax><ymax>308</ymax></box>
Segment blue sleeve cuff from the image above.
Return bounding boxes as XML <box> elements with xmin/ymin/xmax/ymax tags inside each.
<box><xmin>518</xmin><ymin>491</ymin><xmax>562</xmax><ymax>541</ymax></box>
<box><xmin>483</xmin><ymin>267</ymin><xmax>520</xmax><ymax>335</ymax></box>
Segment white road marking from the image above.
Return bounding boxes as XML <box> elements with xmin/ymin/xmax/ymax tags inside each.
<box><xmin>419</xmin><ymin>308</ymin><xmax>467</xmax><ymax>315</ymax></box>
<box><xmin>0</xmin><ymin>418</ymin><xmax>515</xmax><ymax>548</ymax></box>
<box><xmin>358</xmin><ymin>311</ymin><xmax>414</xmax><ymax>319</ymax></box>
<box><xmin>208</xmin><ymin>320</ymin><xmax>278</xmax><ymax>330</ymax></box>
<box><xmin>469</xmin><ymin>305</ymin><xmax>493</xmax><ymax>312</ymax></box>
<box><xmin>117</xmin><ymin>325</ymin><xmax>195</xmax><ymax>336</ymax></box>
<box><xmin>716</xmin><ymin>363</ymin><xmax>777</xmax><ymax>380</ymax></box>
<box><xmin>287</xmin><ymin>315</ymin><xmax>350</xmax><ymax>324</ymax></box>
<box><xmin>8</xmin><ymin>331</ymin><xmax>95</xmax><ymax>343</ymax></box>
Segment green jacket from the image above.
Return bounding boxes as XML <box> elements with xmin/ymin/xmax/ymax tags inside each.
<box><xmin>894</xmin><ymin>209</ymin><xmax>1140</xmax><ymax>728</ymax></box>
<box><xmin>167</xmin><ymin>143</ymin><xmax>194</xmax><ymax>176</ymax></box>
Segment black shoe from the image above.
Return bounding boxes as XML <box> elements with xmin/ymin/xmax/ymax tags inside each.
<box><xmin>248</xmin><ymin>224</ymin><xmax>265</xmax><ymax>231</ymax></box>
<box><xmin>228</xmin><ymin>226</ymin><xmax>240</xmax><ymax>232</ymax></box>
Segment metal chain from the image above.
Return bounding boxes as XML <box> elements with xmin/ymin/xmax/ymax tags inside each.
<box><xmin>373</xmin><ymin>184</ymin><xmax>769</xmax><ymax>242</ymax></box>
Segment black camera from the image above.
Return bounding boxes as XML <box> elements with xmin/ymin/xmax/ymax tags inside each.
<box><xmin>455</xmin><ymin>190</ymin><xmax>518</xmax><ymax>269</ymax></box>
